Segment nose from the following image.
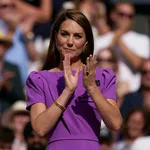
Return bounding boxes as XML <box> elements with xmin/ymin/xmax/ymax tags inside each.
<box><xmin>67</xmin><ymin>36</ymin><xmax>73</xmax><ymax>47</ymax></box>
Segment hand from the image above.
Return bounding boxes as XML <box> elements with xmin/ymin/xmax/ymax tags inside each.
<box><xmin>19</xmin><ymin>15</ymin><xmax>35</xmax><ymax>36</ymax></box>
<box><xmin>0</xmin><ymin>71</ymin><xmax>15</xmax><ymax>91</ymax></box>
<box><xmin>63</xmin><ymin>55</ymin><xmax>80</xmax><ymax>93</ymax></box>
<box><xmin>83</xmin><ymin>55</ymin><xmax>97</xmax><ymax>91</ymax></box>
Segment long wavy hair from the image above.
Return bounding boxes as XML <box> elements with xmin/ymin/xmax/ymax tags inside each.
<box><xmin>41</xmin><ymin>10</ymin><xmax>94</xmax><ymax>70</ymax></box>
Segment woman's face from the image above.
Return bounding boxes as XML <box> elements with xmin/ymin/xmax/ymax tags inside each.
<box><xmin>56</xmin><ymin>19</ymin><xmax>87</xmax><ymax>60</ymax></box>
<box><xmin>127</xmin><ymin>111</ymin><xmax>145</xmax><ymax>138</ymax></box>
<box><xmin>97</xmin><ymin>49</ymin><xmax>115</xmax><ymax>70</ymax></box>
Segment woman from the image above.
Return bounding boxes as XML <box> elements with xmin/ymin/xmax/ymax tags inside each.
<box><xmin>26</xmin><ymin>10</ymin><xmax>122</xmax><ymax>150</ymax></box>
<box><xmin>96</xmin><ymin>48</ymin><xmax>130</xmax><ymax>108</ymax></box>
<box><xmin>114</xmin><ymin>108</ymin><xmax>148</xmax><ymax>150</ymax></box>
<box><xmin>16</xmin><ymin>0</ymin><xmax>52</xmax><ymax>35</ymax></box>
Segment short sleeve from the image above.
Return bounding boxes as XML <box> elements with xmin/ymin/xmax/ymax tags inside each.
<box><xmin>102</xmin><ymin>69</ymin><xmax>117</xmax><ymax>101</ymax></box>
<box><xmin>26</xmin><ymin>71</ymin><xmax>45</xmax><ymax>110</ymax></box>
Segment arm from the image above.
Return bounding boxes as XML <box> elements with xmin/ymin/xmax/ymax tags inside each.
<box><xmin>30</xmin><ymin>88</ymin><xmax>72</xmax><ymax>137</ymax></box>
<box><xmin>25</xmin><ymin>40</ymin><xmax>40</xmax><ymax>62</ymax></box>
<box><xmin>118</xmin><ymin>38</ymin><xmax>143</xmax><ymax>70</ymax></box>
<box><xmin>16</xmin><ymin>0</ymin><xmax>52</xmax><ymax>23</ymax></box>
<box><xmin>88</xmin><ymin>86</ymin><xmax>122</xmax><ymax>131</ymax></box>
<box><xmin>83</xmin><ymin>55</ymin><xmax>122</xmax><ymax>131</ymax></box>
<box><xmin>109</xmin><ymin>31</ymin><xmax>143</xmax><ymax>70</ymax></box>
<box><xmin>30</xmin><ymin>55</ymin><xmax>79</xmax><ymax>136</ymax></box>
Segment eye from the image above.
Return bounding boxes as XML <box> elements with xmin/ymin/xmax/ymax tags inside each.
<box><xmin>74</xmin><ymin>34</ymin><xmax>82</xmax><ymax>39</ymax></box>
<box><xmin>60</xmin><ymin>32</ymin><xmax>68</xmax><ymax>37</ymax></box>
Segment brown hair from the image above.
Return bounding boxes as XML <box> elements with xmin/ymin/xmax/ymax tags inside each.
<box><xmin>121</xmin><ymin>108</ymin><xmax>148</xmax><ymax>139</ymax></box>
<box><xmin>42</xmin><ymin>10</ymin><xmax>94</xmax><ymax>70</ymax></box>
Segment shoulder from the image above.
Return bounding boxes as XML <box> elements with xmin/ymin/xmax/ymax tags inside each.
<box><xmin>134</xmin><ymin>136</ymin><xmax>150</xmax><ymax>144</ymax></box>
<box><xmin>94</xmin><ymin>32</ymin><xmax>114</xmax><ymax>54</ymax></box>
<box><xmin>26</xmin><ymin>70</ymin><xmax>48</xmax><ymax>87</ymax></box>
<box><xmin>96</xmin><ymin>67</ymin><xmax>116</xmax><ymax>79</ymax></box>
<box><xmin>27</xmin><ymin>70</ymin><xmax>47</xmax><ymax>79</ymax></box>
<box><xmin>131</xmin><ymin>137</ymin><xmax>150</xmax><ymax>150</ymax></box>
<box><xmin>114</xmin><ymin>141</ymin><xmax>127</xmax><ymax>149</ymax></box>
<box><xmin>127</xmin><ymin>31</ymin><xmax>149</xmax><ymax>40</ymax></box>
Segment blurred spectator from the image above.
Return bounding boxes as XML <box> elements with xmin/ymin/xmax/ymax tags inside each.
<box><xmin>16</xmin><ymin>0</ymin><xmax>52</xmax><ymax>39</ymax></box>
<box><xmin>74</xmin><ymin>0</ymin><xmax>96</xmax><ymax>23</ymax></box>
<box><xmin>0</xmin><ymin>29</ymin><xmax>25</xmax><ymax>114</ymax></box>
<box><xmin>114</xmin><ymin>108</ymin><xmax>148</xmax><ymax>150</ymax></box>
<box><xmin>94</xmin><ymin>1</ymin><xmax>150</xmax><ymax>92</ymax></box>
<box><xmin>0</xmin><ymin>0</ymin><xmax>40</xmax><ymax>84</ymax></box>
<box><xmin>99</xmin><ymin>127</ymin><xmax>114</xmax><ymax>150</ymax></box>
<box><xmin>1</xmin><ymin>101</ymin><xmax>30</xmax><ymax>150</ymax></box>
<box><xmin>92</xmin><ymin>1</ymin><xmax>111</xmax><ymax>37</ymax></box>
<box><xmin>23</xmin><ymin>122</ymin><xmax>48</xmax><ymax>150</ymax></box>
<box><xmin>131</xmin><ymin>136</ymin><xmax>150</xmax><ymax>150</ymax></box>
<box><xmin>120</xmin><ymin>59</ymin><xmax>150</xmax><ymax>118</ymax></box>
<box><xmin>0</xmin><ymin>126</ymin><xmax>14</xmax><ymax>150</ymax></box>
<box><xmin>96</xmin><ymin>48</ymin><xmax>118</xmax><ymax>73</ymax></box>
<box><xmin>96</xmin><ymin>48</ymin><xmax>129</xmax><ymax>108</ymax></box>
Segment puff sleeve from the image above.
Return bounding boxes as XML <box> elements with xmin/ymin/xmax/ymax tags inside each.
<box><xmin>26</xmin><ymin>71</ymin><xmax>45</xmax><ymax>110</ymax></box>
<box><xmin>102</xmin><ymin>69</ymin><xmax>117</xmax><ymax>101</ymax></box>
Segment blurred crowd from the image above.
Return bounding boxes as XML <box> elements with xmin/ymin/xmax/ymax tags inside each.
<box><xmin>0</xmin><ymin>0</ymin><xmax>150</xmax><ymax>150</ymax></box>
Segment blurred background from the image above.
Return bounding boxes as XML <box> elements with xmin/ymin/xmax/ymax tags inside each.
<box><xmin>0</xmin><ymin>0</ymin><xmax>150</xmax><ymax>150</ymax></box>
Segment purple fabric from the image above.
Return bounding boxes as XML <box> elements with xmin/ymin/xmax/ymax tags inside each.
<box><xmin>26</xmin><ymin>67</ymin><xmax>116</xmax><ymax>150</ymax></box>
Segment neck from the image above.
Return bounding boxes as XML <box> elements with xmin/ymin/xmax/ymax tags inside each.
<box><xmin>15</xmin><ymin>132</ymin><xmax>24</xmax><ymax>142</ymax></box>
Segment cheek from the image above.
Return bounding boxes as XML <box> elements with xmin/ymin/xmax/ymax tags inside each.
<box><xmin>75</xmin><ymin>40</ymin><xmax>86</xmax><ymax>49</ymax></box>
<box><xmin>56</xmin><ymin>35</ymin><xmax>67</xmax><ymax>46</ymax></box>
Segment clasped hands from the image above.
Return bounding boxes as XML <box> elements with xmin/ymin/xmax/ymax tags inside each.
<box><xmin>63</xmin><ymin>54</ymin><xmax>97</xmax><ymax>94</ymax></box>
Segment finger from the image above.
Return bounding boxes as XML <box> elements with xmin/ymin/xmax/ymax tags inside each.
<box><xmin>64</xmin><ymin>55</ymin><xmax>71</xmax><ymax>76</ymax></box>
<box><xmin>83</xmin><ymin>64</ymin><xmax>87</xmax><ymax>76</ymax></box>
<box><xmin>66</xmin><ymin>55</ymin><xmax>72</xmax><ymax>75</ymax></box>
<box><xmin>93</xmin><ymin>55</ymin><xmax>97</xmax><ymax>74</ymax></box>
<box><xmin>93</xmin><ymin>55</ymin><xmax>97</xmax><ymax>67</ymax></box>
<box><xmin>89</xmin><ymin>54</ymin><xmax>93</xmax><ymax>69</ymax></box>
<box><xmin>86</xmin><ymin>57</ymin><xmax>90</xmax><ymax>72</ymax></box>
<box><xmin>63</xmin><ymin>60</ymin><xmax>67</xmax><ymax>74</ymax></box>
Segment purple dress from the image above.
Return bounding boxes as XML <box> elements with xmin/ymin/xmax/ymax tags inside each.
<box><xmin>26</xmin><ymin>67</ymin><xmax>116</xmax><ymax>150</ymax></box>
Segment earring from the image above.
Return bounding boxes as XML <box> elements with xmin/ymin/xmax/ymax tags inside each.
<box><xmin>82</xmin><ymin>45</ymin><xmax>86</xmax><ymax>53</ymax></box>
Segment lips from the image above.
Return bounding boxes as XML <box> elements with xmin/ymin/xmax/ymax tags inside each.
<box><xmin>64</xmin><ymin>48</ymin><xmax>75</xmax><ymax>52</ymax></box>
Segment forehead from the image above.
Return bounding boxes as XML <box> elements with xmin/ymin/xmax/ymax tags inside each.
<box><xmin>0</xmin><ymin>0</ymin><xmax>13</xmax><ymax>4</ymax></box>
<box><xmin>59</xmin><ymin>19</ymin><xmax>85</xmax><ymax>33</ymax></box>
<box><xmin>116</xmin><ymin>3</ymin><xmax>134</xmax><ymax>13</ymax></box>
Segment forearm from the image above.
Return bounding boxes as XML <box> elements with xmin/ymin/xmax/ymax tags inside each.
<box><xmin>16</xmin><ymin>0</ymin><xmax>52</xmax><ymax>22</ymax></box>
<box><xmin>32</xmin><ymin>89</ymin><xmax>72</xmax><ymax>136</ymax></box>
<box><xmin>118</xmin><ymin>39</ymin><xmax>143</xmax><ymax>70</ymax></box>
<box><xmin>25</xmin><ymin>41</ymin><xmax>40</xmax><ymax>61</ymax></box>
<box><xmin>87</xmin><ymin>86</ymin><xmax>122</xmax><ymax>131</ymax></box>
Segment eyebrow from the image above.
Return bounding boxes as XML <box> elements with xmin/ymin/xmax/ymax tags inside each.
<box><xmin>60</xmin><ymin>29</ymin><xmax>84</xmax><ymax>35</ymax></box>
